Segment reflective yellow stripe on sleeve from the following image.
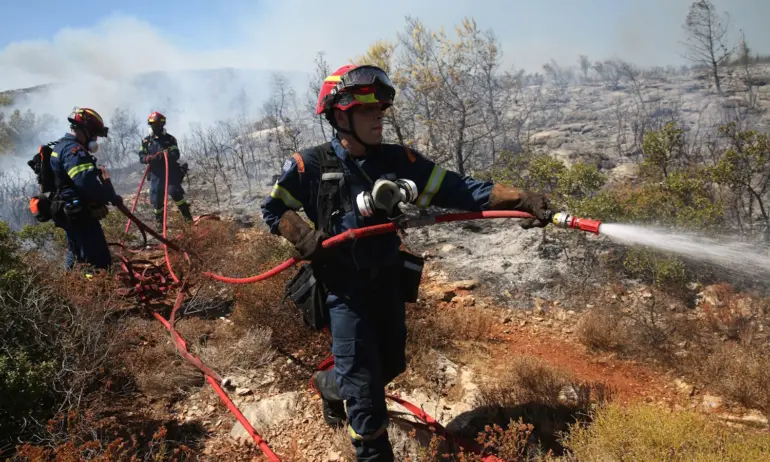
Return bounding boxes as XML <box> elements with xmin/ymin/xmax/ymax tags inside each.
<box><xmin>270</xmin><ymin>184</ymin><xmax>302</xmax><ymax>210</ymax></box>
<box><xmin>416</xmin><ymin>164</ymin><xmax>447</xmax><ymax>208</ymax></box>
<box><xmin>67</xmin><ymin>163</ymin><xmax>95</xmax><ymax>179</ymax></box>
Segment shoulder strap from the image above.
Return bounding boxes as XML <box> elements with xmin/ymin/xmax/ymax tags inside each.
<box><xmin>315</xmin><ymin>143</ymin><xmax>351</xmax><ymax>234</ymax></box>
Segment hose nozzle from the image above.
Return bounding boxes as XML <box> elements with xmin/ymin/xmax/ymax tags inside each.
<box><xmin>550</xmin><ymin>212</ymin><xmax>602</xmax><ymax>235</ymax></box>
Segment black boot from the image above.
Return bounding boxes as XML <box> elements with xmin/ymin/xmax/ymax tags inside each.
<box><xmin>155</xmin><ymin>218</ymin><xmax>164</xmax><ymax>235</ymax></box>
<box><xmin>177</xmin><ymin>202</ymin><xmax>193</xmax><ymax>222</ymax></box>
<box><xmin>312</xmin><ymin>370</ymin><xmax>347</xmax><ymax>427</ymax></box>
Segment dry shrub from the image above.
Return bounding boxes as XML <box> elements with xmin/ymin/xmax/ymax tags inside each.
<box><xmin>699</xmin><ymin>283</ymin><xmax>768</xmax><ymax>345</ymax></box>
<box><xmin>563</xmin><ymin>402</ymin><xmax>770</xmax><ymax>462</ymax></box>
<box><xmin>224</xmin><ymin>229</ymin><xmax>296</xmax><ymax>330</ymax></box>
<box><xmin>0</xmin><ymin>255</ymin><xmax>128</xmax><ymax>447</ymax></box>
<box><xmin>698</xmin><ymin>342</ymin><xmax>770</xmax><ymax>413</ymax></box>
<box><xmin>576</xmin><ymin>286</ymin><xmax>700</xmax><ymax>362</ymax></box>
<box><xmin>330</xmin><ymin>425</ymin><xmax>358</xmax><ymax>461</ymax></box>
<box><xmin>195</xmin><ymin>324</ymin><xmax>275</xmax><ymax>376</ymax></box>
<box><xmin>438</xmin><ymin>306</ymin><xmax>495</xmax><ymax>343</ymax></box>
<box><xmin>469</xmin><ymin>421</ymin><xmax>555</xmax><ymax>462</ymax></box>
<box><xmin>469</xmin><ymin>357</ymin><xmax>612</xmax><ymax>457</ymax></box>
<box><xmin>119</xmin><ymin>318</ymin><xmax>203</xmax><ymax>398</ymax></box>
<box><xmin>576</xmin><ymin>306</ymin><xmax>628</xmax><ymax>353</ymax></box>
<box><xmin>400</xmin><ymin>302</ymin><xmax>494</xmax><ymax>393</ymax></box>
<box><xmin>100</xmin><ymin>205</ymin><xmax>137</xmax><ymax>245</ymax></box>
<box><xmin>411</xmin><ymin>423</ymin><xmax>545</xmax><ymax>462</ymax></box>
<box><xmin>577</xmin><ymin>284</ymin><xmax>770</xmax><ymax>415</ymax></box>
<box><xmin>15</xmin><ymin>409</ymin><xmax>199</xmax><ymax>461</ymax></box>
<box><xmin>174</xmin><ymin>317</ymin><xmax>215</xmax><ymax>346</ymax></box>
<box><xmin>477</xmin><ymin>357</ymin><xmax>572</xmax><ymax>408</ymax></box>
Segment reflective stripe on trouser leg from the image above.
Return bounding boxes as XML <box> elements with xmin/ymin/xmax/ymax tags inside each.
<box><xmin>328</xmin><ymin>286</ymin><xmax>395</xmax><ymax>461</ymax></box>
<box><xmin>348</xmin><ymin>421</ymin><xmax>388</xmax><ymax>441</ymax></box>
<box><xmin>168</xmin><ymin>182</ymin><xmax>192</xmax><ymax>221</ymax></box>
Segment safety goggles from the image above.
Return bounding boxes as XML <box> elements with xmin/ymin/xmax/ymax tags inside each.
<box><xmin>337</xmin><ymin>65</ymin><xmax>395</xmax><ymax>93</ymax></box>
<box><xmin>335</xmin><ymin>86</ymin><xmax>394</xmax><ymax>110</ymax></box>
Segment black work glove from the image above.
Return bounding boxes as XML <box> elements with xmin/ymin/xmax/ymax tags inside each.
<box><xmin>90</xmin><ymin>204</ymin><xmax>109</xmax><ymax>220</ymax></box>
<box><xmin>518</xmin><ymin>192</ymin><xmax>552</xmax><ymax>230</ymax></box>
<box><xmin>109</xmin><ymin>195</ymin><xmax>124</xmax><ymax>207</ymax></box>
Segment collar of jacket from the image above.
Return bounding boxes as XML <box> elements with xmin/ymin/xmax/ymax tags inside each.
<box><xmin>331</xmin><ymin>136</ymin><xmax>384</xmax><ymax>162</ymax></box>
<box><xmin>61</xmin><ymin>133</ymin><xmax>87</xmax><ymax>150</ymax></box>
<box><xmin>331</xmin><ymin>137</ymin><xmax>348</xmax><ymax>161</ymax></box>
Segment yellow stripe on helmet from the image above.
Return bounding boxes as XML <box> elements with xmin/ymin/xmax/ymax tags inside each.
<box><xmin>82</xmin><ymin>108</ymin><xmax>103</xmax><ymax>124</ymax></box>
<box><xmin>353</xmin><ymin>93</ymin><xmax>379</xmax><ymax>103</ymax></box>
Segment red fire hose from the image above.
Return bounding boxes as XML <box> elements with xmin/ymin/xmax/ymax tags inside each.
<box><xmin>113</xmin><ymin>154</ymin><xmax>602</xmax><ymax>461</ymax></box>
<box><xmin>114</xmin><ymin>155</ymin><xmax>280</xmax><ymax>460</ymax></box>
<box><xmin>202</xmin><ymin>210</ymin><xmax>601</xmax><ymax>284</ymax></box>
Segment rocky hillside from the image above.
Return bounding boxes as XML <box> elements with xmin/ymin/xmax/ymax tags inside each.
<box><xmin>158</xmin><ymin>64</ymin><xmax>770</xmax><ymax>307</ymax></box>
<box><xmin>521</xmin><ymin>64</ymin><xmax>770</xmax><ymax>178</ymax></box>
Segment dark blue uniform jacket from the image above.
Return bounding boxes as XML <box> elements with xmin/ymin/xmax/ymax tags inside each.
<box><xmin>261</xmin><ymin>138</ymin><xmax>494</xmax><ymax>270</ymax></box>
<box><xmin>50</xmin><ymin>133</ymin><xmax>116</xmax><ymax>204</ymax></box>
<box><xmin>139</xmin><ymin>132</ymin><xmax>182</xmax><ymax>181</ymax></box>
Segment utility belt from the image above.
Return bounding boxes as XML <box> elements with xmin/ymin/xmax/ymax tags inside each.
<box><xmin>30</xmin><ymin>194</ymin><xmax>109</xmax><ymax>227</ymax></box>
<box><xmin>282</xmin><ymin>249</ymin><xmax>424</xmax><ymax>331</ymax></box>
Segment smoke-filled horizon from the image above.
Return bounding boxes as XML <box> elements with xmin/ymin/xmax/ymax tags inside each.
<box><xmin>2</xmin><ymin>0</ymin><xmax>769</xmax><ymax>135</ymax></box>
<box><xmin>1</xmin><ymin>0</ymin><xmax>769</xmax><ymax>185</ymax></box>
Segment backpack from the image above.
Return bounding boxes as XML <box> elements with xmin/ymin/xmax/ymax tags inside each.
<box><xmin>280</xmin><ymin>143</ymin><xmax>341</xmax><ymax>330</ymax></box>
<box><xmin>26</xmin><ymin>142</ymin><xmax>58</xmax><ymax>223</ymax></box>
<box><xmin>27</xmin><ymin>142</ymin><xmax>58</xmax><ymax>194</ymax></box>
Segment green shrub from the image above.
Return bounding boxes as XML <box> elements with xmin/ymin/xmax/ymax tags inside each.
<box><xmin>0</xmin><ymin>219</ymin><xmax>119</xmax><ymax>449</ymax></box>
<box><xmin>563</xmin><ymin>403</ymin><xmax>770</xmax><ymax>461</ymax></box>
<box><xmin>487</xmin><ymin>122</ymin><xmax>734</xmax><ymax>294</ymax></box>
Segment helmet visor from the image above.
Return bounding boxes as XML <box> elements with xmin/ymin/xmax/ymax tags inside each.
<box><xmin>336</xmin><ymin>84</ymin><xmax>395</xmax><ymax>110</ymax></box>
<box><xmin>339</xmin><ymin>66</ymin><xmax>394</xmax><ymax>93</ymax></box>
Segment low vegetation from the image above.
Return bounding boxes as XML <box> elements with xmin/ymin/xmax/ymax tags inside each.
<box><xmin>1</xmin><ymin>1</ymin><xmax>769</xmax><ymax>459</ymax></box>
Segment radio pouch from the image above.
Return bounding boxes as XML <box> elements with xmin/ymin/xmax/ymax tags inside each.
<box><xmin>282</xmin><ymin>264</ymin><xmax>329</xmax><ymax>330</ymax></box>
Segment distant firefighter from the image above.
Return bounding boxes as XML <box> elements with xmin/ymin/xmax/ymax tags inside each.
<box><xmin>139</xmin><ymin>111</ymin><xmax>192</xmax><ymax>231</ymax></box>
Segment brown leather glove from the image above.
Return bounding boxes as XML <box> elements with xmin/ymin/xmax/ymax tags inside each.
<box><xmin>488</xmin><ymin>184</ymin><xmax>553</xmax><ymax>229</ymax></box>
<box><xmin>278</xmin><ymin>210</ymin><xmax>332</xmax><ymax>261</ymax></box>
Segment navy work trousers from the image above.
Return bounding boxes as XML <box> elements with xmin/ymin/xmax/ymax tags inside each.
<box><xmin>149</xmin><ymin>173</ymin><xmax>186</xmax><ymax>216</ymax></box>
<box><xmin>326</xmin><ymin>265</ymin><xmax>407</xmax><ymax>461</ymax></box>
<box><xmin>64</xmin><ymin>217</ymin><xmax>111</xmax><ymax>271</ymax></box>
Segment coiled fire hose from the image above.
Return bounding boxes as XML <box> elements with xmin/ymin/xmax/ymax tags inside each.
<box><xmin>109</xmin><ymin>154</ymin><xmax>602</xmax><ymax>461</ymax></box>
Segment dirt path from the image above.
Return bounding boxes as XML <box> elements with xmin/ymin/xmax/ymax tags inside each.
<box><xmin>486</xmin><ymin>323</ymin><xmax>679</xmax><ymax>406</ymax></box>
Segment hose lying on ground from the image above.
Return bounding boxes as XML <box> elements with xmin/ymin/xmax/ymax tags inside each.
<box><xmin>112</xmin><ymin>155</ymin><xmax>602</xmax><ymax>460</ymax></box>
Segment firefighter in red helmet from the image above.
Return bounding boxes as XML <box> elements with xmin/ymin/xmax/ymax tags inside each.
<box><xmin>262</xmin><ymin>64</ymin><xmax>551</xmax><ymax>461</ymax></box>
<box><xmin>139</xmin><ymin>111</ymin><xmax>192</xmax><ymax>231</ymax></box>
<box><xmin>49</xmin><ymin>107</ymin><xmax>123</xmax><ymax>274</ymax></box>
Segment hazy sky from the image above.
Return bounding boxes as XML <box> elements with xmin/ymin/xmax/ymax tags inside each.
<box><xmin>2</xmin><ymin>0</ymin><xmax>769</xmax><ymax>92</ymax></box>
